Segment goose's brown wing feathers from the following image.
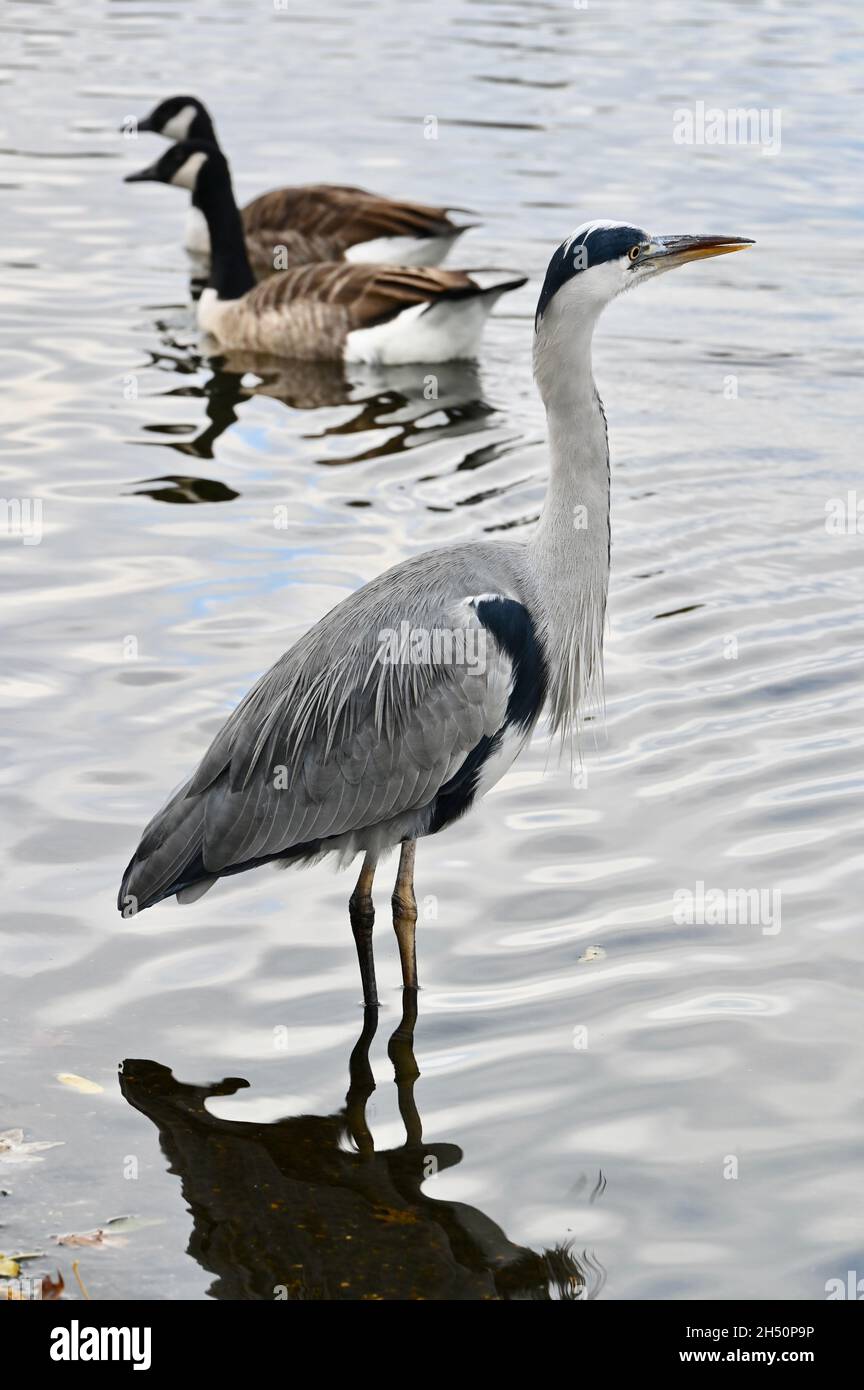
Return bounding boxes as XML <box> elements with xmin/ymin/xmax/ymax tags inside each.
<box><xmin>246</xmin><ymin>263</ymin><xmax>479</xmax><ymax>330</ymax></box>
<box><xmin>242</xmin><ymin>184</ymin><xmax>462</xmax><ymax>252</ymax></box>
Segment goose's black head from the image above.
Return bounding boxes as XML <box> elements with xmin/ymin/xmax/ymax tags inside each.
<box><xmin>535</xmin><ymin>219</ymin><xmax>754</xmax><ymax>330</ymax></box>
<box><xmin>135</xmin><ymin>95</ymin><xmax>217</xmax><ymax>144</ymax></box>
<box><xmin>124</xmin><ymin>140</ymin><xmax>230</xmax><ymax>199</ymax></box>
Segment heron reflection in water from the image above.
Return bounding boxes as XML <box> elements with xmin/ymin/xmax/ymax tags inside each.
<box><xmin>120</xmin><ymin>995</ymin><xmax>604</xmax><ymax>1301</ymax></box>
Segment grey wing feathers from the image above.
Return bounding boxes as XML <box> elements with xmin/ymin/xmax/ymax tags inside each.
<box><xmin>119</xmin><ymin>544</ymin><xmax>526</xmax><ymax>911</ymax></box>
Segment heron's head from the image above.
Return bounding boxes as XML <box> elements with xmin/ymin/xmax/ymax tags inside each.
<box><xmin>124</xmin><ymin>139</ymin><xmax>229</xmax><ymax>195</ymax></box>
<box><xmin>133</xmin><ymin>95</ymin><xmax>216</xmax><ymax>144</ymax></box>
<box><xmin>535</xmin><ymin>219</ymin><xmax>753</xmax><ymax>335</ymax></box>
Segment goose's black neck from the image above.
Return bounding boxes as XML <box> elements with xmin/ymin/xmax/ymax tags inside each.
<box><xmin>189</xmin><ymin>107</ymin><xmax>218</xmax><ymax>144</ymax></box>
<box><xmin>193</xmin><ymin>163</ymin><xmax>255</xmax><ymax>301</ymax></box>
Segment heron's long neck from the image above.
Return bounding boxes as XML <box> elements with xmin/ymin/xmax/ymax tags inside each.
<box><xmin>194</xmin><ymin>173</ymin><xmax>255</xmax><ymax>301</ymax></box>
<box><xmin>528</xmin><ymin>320</ymin><xmax>611</xmax><ymax>743</ymax></box>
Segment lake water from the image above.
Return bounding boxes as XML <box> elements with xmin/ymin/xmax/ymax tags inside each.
<box><xmin>1</xmin><ymin>0</ymin><xmax>862</xmax><ymax>1300</ymax></box>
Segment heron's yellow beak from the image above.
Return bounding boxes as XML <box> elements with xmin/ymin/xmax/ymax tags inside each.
<box><xmin>645</xmin><ymin>235</ymin><xmax>754</xmax><ymax>269</ymax></box>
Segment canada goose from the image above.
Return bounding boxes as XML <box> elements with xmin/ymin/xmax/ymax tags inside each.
<box><xmin>125</xmin><ymin>142</ymin><xmax>527</xmax><ymax>365</ymax></box>
<box><xmin>133</xmin><ymin>95</ymin><xmax>475</xmax><ymax>274</ymax></box>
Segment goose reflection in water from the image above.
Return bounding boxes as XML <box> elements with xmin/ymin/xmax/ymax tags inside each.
<box><xmin>214</xmin><ymin>354</ymin><xmax>496</xmax><ymax>466</ymax></box>
<box><xmin>135</xmin><ymin>339</ymin><xmax>496</xmax><ymax>474</ymax></box>
<box><xmin>120</xmin><ymin>994</ymin><xmax>603</xmax><ymax>1301</ymax></box>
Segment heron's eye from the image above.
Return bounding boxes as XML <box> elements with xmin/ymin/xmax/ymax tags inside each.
<box><xmin>628</xmin><ymin>245</ymin><xmax>642</xmax><ymax>263</ymax></box>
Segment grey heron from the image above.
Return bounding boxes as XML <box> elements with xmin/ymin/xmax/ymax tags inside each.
<box><xmin>131</xmin><ymin>95</ymin><xmax>475</xmax><ymax>271</ymax></box>
<box><xmin>124</xmin><ymin>142</ymin><xmax>523</xmax><ymax>363</ymax></box>
<box><xmin>118</xmin><ymin>219</ymin><xmax>752</xmax><ymax>1005</ymax></box>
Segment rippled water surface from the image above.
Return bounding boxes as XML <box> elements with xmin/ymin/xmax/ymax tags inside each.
<box><xmin>1</xmin><ymin>0</ymin><xmax>862</xmax><ymax>1300</ymax></box>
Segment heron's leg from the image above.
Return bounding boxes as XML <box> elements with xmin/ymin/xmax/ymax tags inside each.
<box><xmin>391</xmin><ymin>839</ymin><xmax>418</xmax><ymax>990</ymax></box>
<box><xmin>349</xmin><ymin>852</ymin><xmax>378</xmax><ymax>1008</ymax></box>
<box><xmin>388</xmin><ymin>988</ymin><xmax>421</xmax><ymax>1146</ymax></box>
<box><xmin>344</xmin><ymin>1004</ymin><xmax>379</xmax><ymax>1157</ymax></box>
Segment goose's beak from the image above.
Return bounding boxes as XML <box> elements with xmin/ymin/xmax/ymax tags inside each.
<box><xmin>124</xmin><ymin>161</ymin><xmax>161</xmax><ymax>184</ymax></box>
<box><xmin>118</xmin><ymin>116</ymin><xmax>153</xmax><ymax>135</ymax></box>
<box><xmin>644</xmin><ymin>235</ymin><xmax>755</xmax><ymax>270</ymax></box>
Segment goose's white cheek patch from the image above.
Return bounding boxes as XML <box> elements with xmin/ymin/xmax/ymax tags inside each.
<box><xmin>171</xmin><ymin>151</ymin><xmax>208</xmax><ymax>190</ymax></box>
<box><xmin>161</xmin><ymin>105</ymin><xmax>197</xmax><ymax>141</ymax></box>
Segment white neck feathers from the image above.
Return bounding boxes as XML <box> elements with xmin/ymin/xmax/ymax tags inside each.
<box><xmin>529</xmin><ymin>306</ymin><xmax>611</xmax><ymax>753</ymax></box>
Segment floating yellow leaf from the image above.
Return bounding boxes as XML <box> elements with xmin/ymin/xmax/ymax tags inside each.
<box><xmin>56</xmin><ymin>1073</ymin><xmax>104</xmax><ymax>1095</ymax></box>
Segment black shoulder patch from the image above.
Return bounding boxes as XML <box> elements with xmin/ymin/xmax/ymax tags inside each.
<box><xmin>427</xmin><ymin>732</ymin><xmax>499</xmax><ymax>836</ymax></box>
<box><xmin>427</xmin><ymin>596</ymin><xmax>547</xmax><ymax>837</ymax></box>
<box><xmin>474</xmin><ymin>595</ymin><xmax>547</xmax><ymax>731</ymax></box>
